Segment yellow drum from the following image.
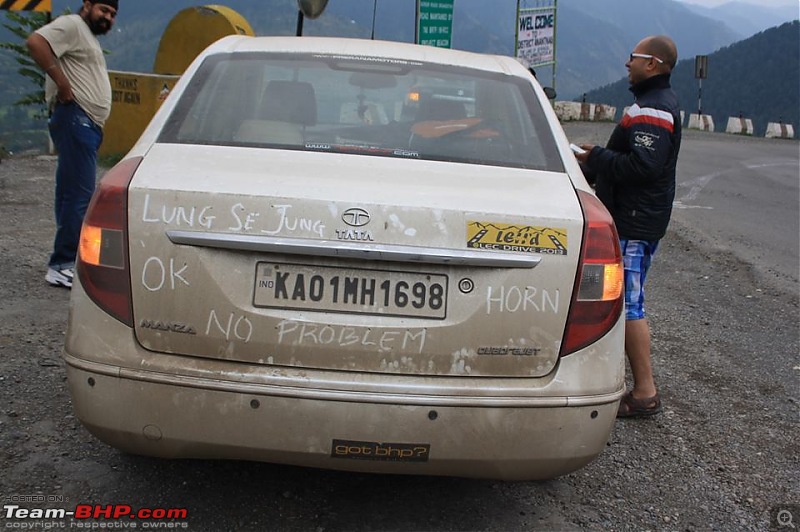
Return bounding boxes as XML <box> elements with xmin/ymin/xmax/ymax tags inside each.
<box><xmin>153</xmin><ymin>5</ymin><xmax>255</xmax><ymax>75</ymax></box>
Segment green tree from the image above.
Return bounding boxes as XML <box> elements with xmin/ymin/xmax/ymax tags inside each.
<box><xmin>1</xmin><ymin>10</ymin><xmax>53</xmax><ymax>119</ymax></box>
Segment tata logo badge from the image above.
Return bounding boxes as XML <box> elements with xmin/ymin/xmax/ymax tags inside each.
<box><xmin>342</xmin><ymin>208</ymin><xmax>370</xmax><ymax>227</ymax></box>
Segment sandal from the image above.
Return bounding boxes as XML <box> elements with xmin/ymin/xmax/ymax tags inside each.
<box><xmin>617</xmin><ymin>391</ymin><xmax>662</xmax><ymax>418</ymax></box>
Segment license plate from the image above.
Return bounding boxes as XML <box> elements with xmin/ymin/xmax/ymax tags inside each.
<box><xmin>253</xmin><ymin>262</ymin><xmax>448</xmax><ymax>319</ymax></box>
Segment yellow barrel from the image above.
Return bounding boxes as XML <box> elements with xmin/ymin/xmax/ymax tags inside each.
<box><xmin>100</xmin><ymin>6</ymin><xmax>255</xmax><ymax>157</ymax></box>
<box><xmin>153</xmin><ymin>5</ymin><xmax>254</xmax><ymax>75</ymax></box>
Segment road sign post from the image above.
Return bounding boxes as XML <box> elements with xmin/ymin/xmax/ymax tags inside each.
<box><xmin>695</xmin><ymin>54</ymin><xmax>708</xmax><ymax>115</ymax></box>
<box><xmin>515</xmin><ymin>0</ymin><xmax>558</xmax><ymax>95</ymax></box>
<box><xmin>415</xmin><ymin>0</ymin><xmax>454</xmax><ymax>48</ymax></box>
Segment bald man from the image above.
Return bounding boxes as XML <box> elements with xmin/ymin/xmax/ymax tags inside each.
<box><xmin>575</xmin><ymin>35</ymin><xmax>682</xmax><ymax>418</ymax></box>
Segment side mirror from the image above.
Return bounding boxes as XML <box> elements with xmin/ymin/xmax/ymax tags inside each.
<box><xmin>527</xmin><ymin>68</ymin><xmax>556</xmax><ymax>100</ymax></box>
<box><xmin>297</xmin><ymin>0</ymin><xmax>329</xmax><ymax>19</ymax></box>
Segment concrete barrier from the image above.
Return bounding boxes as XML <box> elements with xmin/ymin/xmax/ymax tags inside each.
<box><xmin>688</xmin><ymin>113</ymin><xmax>714</xmax><ymax>132</ymax></box>
<box><xmin>593</xmin><ymin>103</ymin><xmax>616</xmax><ymax>122</ymax></box>
<box><xmin>580</xmin><ymin>102</ymin><xmax>593</xmax><ymax>121</ymax></box>
<box><xmin>554</xmin><ymin>101</ymin><xmax>582</xmax><ymax>121</ymax></box>
<box><xmin>765</xmin><ymin>122</ymin><xmax>795</xmax><ymax>139</ymax></box>
<box><xmin>554</xmin><ymin>102</ymin><xmax>617</xmax><ymax>122</ymax></box>
<box><xmin>100</xmin><ymin>71</ymin><xmax>181</xmax><ymax>157</ymax></box>
<box><xmin>725</xmin><ymin>117</ymin><xmax>754</xmax><ymax>135</ymax></box>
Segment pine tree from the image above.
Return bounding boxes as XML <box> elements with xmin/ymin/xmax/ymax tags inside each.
<box><xmin>1</xmin><ymin>11</ymin><xmax>52</xmax><ymax>119</ymax></box>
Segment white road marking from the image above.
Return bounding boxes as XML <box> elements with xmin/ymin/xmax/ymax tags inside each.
<box><xmin>676</xmin><ymin>161</ymin><xmax>796</xmax><ymax>206</ymax></box>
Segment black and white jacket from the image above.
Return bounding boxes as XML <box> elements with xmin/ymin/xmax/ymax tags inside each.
<box><xmin>583</xmin><ymin>74</ymin><xmax>682</xmax><ymax>241</ymax></box>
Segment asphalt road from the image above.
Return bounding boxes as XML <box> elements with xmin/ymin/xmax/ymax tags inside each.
<box><xmin>0</xmin><ymin>125</ymin><xmax>797</xmax><ymax>531</ymax></box>
<box><xmin>567</xmin><ymin>123</ymin><xmax>800</xmax><ymax>295</ymax></box>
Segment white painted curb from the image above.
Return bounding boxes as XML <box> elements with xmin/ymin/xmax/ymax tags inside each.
<box><xmin>765</xmin><ymin>122</ymin><xmax>795</xmax><ymax>139</ymax></box>
<box><xmin>725</xmin><ymin>117</ymin><xmax>754</xmax><ymax>135</ymax></box>
<box><xmin>554</xmin><ymin>101</ymin><xmax>616</xmax><ymax>122</ymax></box>
<box><xmin>593</xmin><ymin>103</ymin><xmax>616</xmax><ymax>122</ymax></box>
<box><xmin>688</xmin><ymin>113</ymin><xmax>715</xmax><ymax>132</ymax></box>
<box><xmin>554</xmin><ymin>101</ymin><xmax>582</xmax><ymax>121</ymax></box>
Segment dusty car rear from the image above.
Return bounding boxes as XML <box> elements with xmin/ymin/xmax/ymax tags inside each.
<box><xmin>65</xmin><ymin>36</ymin><xmax>624</xmax><ymax>480</ymax></box>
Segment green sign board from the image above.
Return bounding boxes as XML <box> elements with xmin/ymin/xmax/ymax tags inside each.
<box><xmin>416</xmin><ymin>0</ymin><xmax>454</xmax><ymax>48</ymax></box>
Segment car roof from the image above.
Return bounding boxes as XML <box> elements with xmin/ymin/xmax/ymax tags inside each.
<box><xmin>202</xmin><ymin>35</ymin><xmax>528</xmax><ymax>78</ymax></box>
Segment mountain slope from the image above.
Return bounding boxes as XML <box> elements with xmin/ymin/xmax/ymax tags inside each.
<box><xmin>25</xmin><ymin>0</ymin><xmax>759</xmax><ymax>91</ymax></box>
<box><xmin>583</xmin><ymin>21</ymin><xmax>800</xmax><ymax>136</ymax></box>
<box><xmin>554</xmin><ymin>0</ymin><xmax>748</xmax><ymax>98</ymax></box>
<box><xmin>555</xmin><ymin>4</ymin><xmax>632</xmax><ymax>99</ymax></box>
<box><xmin>682</xmin><ymin>1</ymin><xmax>800</xmax><ymax>36</ymax></box>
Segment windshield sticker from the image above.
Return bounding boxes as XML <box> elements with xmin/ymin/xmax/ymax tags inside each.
<box><xmin>304</xmin><ymin>142</ymin><xmax>420</xmax><ymax>158</ymax></box>
<box><xmin>313</xmin><ymin>54</ymin><xmax>423</xmax><ymax>67</ymax></box>
<box><xmin>467</xmin><ymin>221</ymin><xmax>567</xmax><ymax>255</ymax></box>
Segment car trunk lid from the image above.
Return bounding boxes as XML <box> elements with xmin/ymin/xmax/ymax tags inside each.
<box><xmin>127</xmin><ymin>144</ymin><xmax>583</xmax><ymax>377</ymax></box>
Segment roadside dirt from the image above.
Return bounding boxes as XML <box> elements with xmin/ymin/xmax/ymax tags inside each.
<box><xmin>0</xmin><ymin>138</ymin><xmax>797</xmax><ymax>531</ymax></box>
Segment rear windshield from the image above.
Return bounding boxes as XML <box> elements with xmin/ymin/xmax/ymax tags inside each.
<box><xmin>159</xmin><ymin>52</ymin><xmax>563</xmax><ymax>171</ymax></box>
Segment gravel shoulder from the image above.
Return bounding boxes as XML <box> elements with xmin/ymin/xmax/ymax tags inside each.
<box><xmin>0</xmin><ymin>132</ymin><xmax>798</xmax><ymax>531</ymax></box>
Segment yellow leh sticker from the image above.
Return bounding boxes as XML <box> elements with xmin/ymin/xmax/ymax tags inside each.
<box><xmin>467</xmin><ymin>221</ymin><xmax>568</xmax><ymax>255</ymax></box>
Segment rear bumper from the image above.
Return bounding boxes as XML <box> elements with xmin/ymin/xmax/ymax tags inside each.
<box><xmin>65</xmin><ymin>277</ymin><xmax>625</xmax><ymax>480</ymax></box>
<box><xmin>65</xmin><ymin>356</ymin><xmax>622</xmax><ymax>480</ymax></box>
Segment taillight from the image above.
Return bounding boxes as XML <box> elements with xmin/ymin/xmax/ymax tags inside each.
<box><xmin>76</xmin><ymin>157</ymin><xmax>142</xmax><ymax>327</ymax></box>
<box><xmin>560</xmin><ymin>190</ymin><xmax>624</xmax><ymax>356</ymax></box>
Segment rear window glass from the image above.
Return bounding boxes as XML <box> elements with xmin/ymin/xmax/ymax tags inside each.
<box><xmin>158</xmin><ymin>52</ymin><xmax>563</xmax><ymax>171</ymax></box>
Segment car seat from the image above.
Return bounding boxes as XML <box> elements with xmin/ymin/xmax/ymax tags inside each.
<box><xmin>234</xmin><ymin>80</ymin><xmax>317</xmax><ymax>145</ymax></box>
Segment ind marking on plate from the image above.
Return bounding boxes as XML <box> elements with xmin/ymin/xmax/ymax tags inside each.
<box><xmin>254</xmin><ymin>262</ymin><xmax>447</xmax><ymax>319</ymax></box>
<box><xmin>466</xmin><ymin>221</ymin><xmax>567</xmax><ymax>255</ymax></box>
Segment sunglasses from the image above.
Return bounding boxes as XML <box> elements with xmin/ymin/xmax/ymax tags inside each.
<box><xmin>629</xmin><ymin>53</ymin><xmax>664</xmax><ymax>64</ymax></box>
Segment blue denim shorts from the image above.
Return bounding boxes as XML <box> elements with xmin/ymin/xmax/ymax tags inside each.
<box><xmin>620</xmin><ymin>239</ymin><xmax>660</xmax><ymax>320</ymax></box>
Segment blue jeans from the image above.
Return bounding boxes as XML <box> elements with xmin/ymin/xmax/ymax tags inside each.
<box><xmin>48</xmin><ymin>101</ymin><xmax>102</xmax><ymax>270</ymax></box>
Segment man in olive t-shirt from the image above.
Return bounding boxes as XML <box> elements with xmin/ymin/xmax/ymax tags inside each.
<box><xmin>26</xmin><ymin>0</ymin><xmax>118</xmax><ymax>288</ymax></box>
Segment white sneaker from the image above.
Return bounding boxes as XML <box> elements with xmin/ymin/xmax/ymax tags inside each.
<box><xmin>46</xmin><ymin>267</ymin><xmax>74</xmax><ymax>288</ymax></box>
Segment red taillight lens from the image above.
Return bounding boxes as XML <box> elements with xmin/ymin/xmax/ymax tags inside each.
<box><xmin>77</xmin><ymin>157</ymin><xmax>142</xmax><ymax>327</ymax></box>
<box><xmin>560</xmin><ymin>190</ymin><xmax>624</xmax><ymax>356</ymax></box>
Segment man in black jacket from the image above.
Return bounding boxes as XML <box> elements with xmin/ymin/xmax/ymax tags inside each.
<box><xmin>575</xmin><ymin>35</ymin><xmax>681</xmax><ymax>418</ymax></box>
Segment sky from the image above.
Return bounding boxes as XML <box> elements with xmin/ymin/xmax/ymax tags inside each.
<box><xmin>675</xmin><ymin>0</ymin><xmax>798</xmax><ymax>6</ymax></box>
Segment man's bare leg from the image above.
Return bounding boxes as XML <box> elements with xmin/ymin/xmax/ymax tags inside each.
<box><xmin>625</xmin><ymin>318</ymin><xmax>657</xmax><ymax>399</ymax></box>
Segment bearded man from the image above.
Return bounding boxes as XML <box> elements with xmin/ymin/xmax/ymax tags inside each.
<box><xmin>27</xmin><ymin>0</ymin><xmax>119</xmax><ymax>288</ymax></box>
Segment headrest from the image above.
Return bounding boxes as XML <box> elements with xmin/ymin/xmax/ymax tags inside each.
<box><xmin>259</xmin><ymin>80</ymin><xmax>317</xmax><ymax>126</ymax></box>
<box><xmin>417</xmin><ymin>96</ymin><xmax>467</xmax><ymax>122</ymax></box>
